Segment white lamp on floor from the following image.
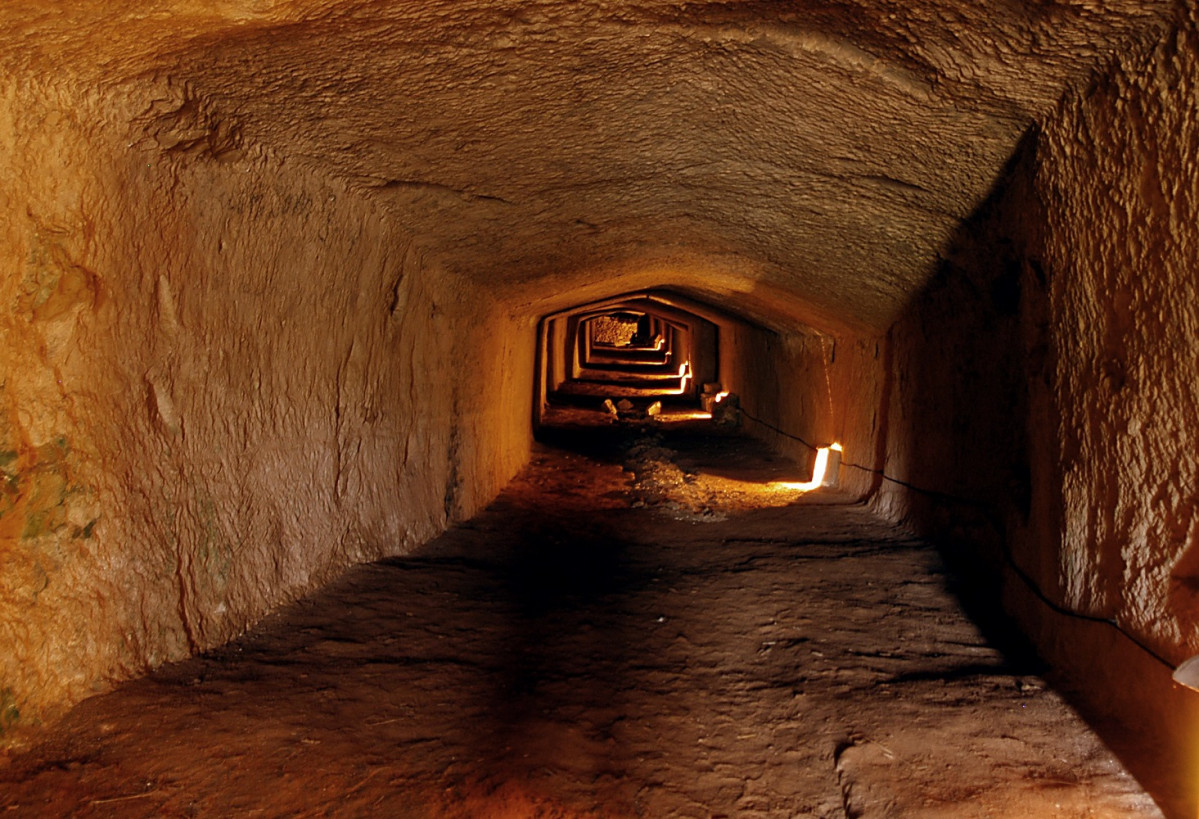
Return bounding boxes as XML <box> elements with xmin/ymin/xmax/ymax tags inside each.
<box><xmin>1174</xmin><ymin>655</ymin><xmax>1199</xmax><ymax>691</ymax></box>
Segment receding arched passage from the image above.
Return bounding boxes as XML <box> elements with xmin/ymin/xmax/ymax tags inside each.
<box><xmin>536</xmin><ymin>290</ymin><xmax>735</xmax><ymax>425</ymax></box>
<box><xmin>4</xmin><ymin>2</ymin><xmax>1199</xmax><ymax>816</ymax></box>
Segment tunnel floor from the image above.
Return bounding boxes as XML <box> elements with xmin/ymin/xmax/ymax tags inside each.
<box><xmin>0</xmin><ymin>415</ymin><xmax>1160</xmax><ymax>817</ymax></box>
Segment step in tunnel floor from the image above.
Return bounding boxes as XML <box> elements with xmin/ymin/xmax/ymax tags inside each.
<box><xmin>0</xmin><ymin>420</ymin><xmax>1161</xmax><ymax>817</ymax></box>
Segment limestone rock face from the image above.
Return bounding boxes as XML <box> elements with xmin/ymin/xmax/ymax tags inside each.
<box><xmin>0</xmin><ymin>0</ymin><xmax>1190</xmax><ymax>743</ymax></box>
<box><xmin>1038</xmin><ymin>4</ymin><xmax>1199</xmax><ymax>658</ymax></box>
<box><xmin>1</xmin><ymin>1</ymin><xmax>1174</xmax><ymax>333</ymax></box>
<box><xmin>882</xmin><ymin>1</ymin><xmax>1199</xmax><ymax>666</ymax></box>
<box><xmin>0</xmin><ymin>74</ymin><xmax>531</xmax><ymax>728</ymax></box>
<box><xmin>869</xmin><ymin>5</ymin><xmax>1199</xmax><ymax>785</ymax></box>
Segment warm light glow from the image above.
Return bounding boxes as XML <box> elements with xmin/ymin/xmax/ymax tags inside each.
<box><xmin>1174</xmin><ymin>654</ymin><xmax>1199</xmax><ymax>819</ymax></box>
<box><xmin>657</xmin><ymin>410</ymin><xmax>712</xmax><ymax>422</ymax></box>
<box><xmin>1174</xmin><ymin>655</ymin><xmax>1199</xmax><ymax>692</ymax></box>
<box><xmin>714</xmin><ymin>391</ymin><xmax>730</xmax><ymax>404</ymax></box>
<box><xmin>667</xmin><ymin>360</ymin><xmax>693</xmax><ymax>395</ymax></box>
<box><xmin>772</xmin><ymin>443</ymin><xmax>843</xmax><ymax>492</ymax></box>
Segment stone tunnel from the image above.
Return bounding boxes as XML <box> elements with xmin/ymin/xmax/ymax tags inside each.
<box><xmin>3</xmin><ymin>1</ymin><xmax>1199</xmax><ymax>815</ymax></box>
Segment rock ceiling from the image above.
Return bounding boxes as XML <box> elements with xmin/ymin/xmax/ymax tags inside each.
<box><xmin>2</xmin><ymin>0</ymin><xmax>1175</xmax><ymax>331</ymax></box>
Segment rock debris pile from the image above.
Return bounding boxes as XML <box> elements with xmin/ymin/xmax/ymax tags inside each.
<box><xmin>623</xmin><ymin>433</ymin><xmax>726</xmax><ymax>522</ymax></box>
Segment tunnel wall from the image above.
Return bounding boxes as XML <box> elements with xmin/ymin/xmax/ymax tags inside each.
<box><xmin>731</xmin><ymin>319</ymin><xmax>882</xmax><ymax>496</ymax></box>
<box><xmin>0</xmin><ymin>78</ymin><xmax>530</xmax><ymax>733</ymax></box>
<box><xmin>871</xmin><ymin>137</ymin><xmax>1043</xmax><ymax>556</ymax></box>
<box><xmin>1036</xmin><ymin>7</ymin><xmax>1199</xmax><ymax>661</ymax></box>
<box><xmin>873</xmin><ymin>6</ymin><xmax>1199</xmax><ymax>809</ymax></box>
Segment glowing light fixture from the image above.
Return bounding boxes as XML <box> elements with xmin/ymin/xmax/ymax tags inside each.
<box><xmin>1170</xmin><ymin>655</ymin><xmax>1199</xmax><ymax>819</ymax></box>
<box><xmin>661</xmin><ymin>410</ymin><xmax>712</xmax><ymax>422</ymax></box>
<box><xmin>714</xmin><ymin>391</ymin><xmax>730</xmax><ymax>404</ymax></box>
<box><xmin>668</xmin><ymin>360</ymin><xmax>693</xmax><ymax>396</ymax></box>
<box><xmin>1174</xmin><ymin>655</ymin><xmax>1199</xmax><ymax>691</ymax></box>
<box><xmin>773</xmin><ymin>443</ymin><xmax>843</xmax><ymax>493</ymax></box>
<box><xmin>823</xmin><ymin>442</ymin><xmax>843</xmax><ymax>487</ymax></box>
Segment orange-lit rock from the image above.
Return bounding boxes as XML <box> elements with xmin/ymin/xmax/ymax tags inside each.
<box><xmin>0</xmin><ymin>72</ymin><xmax>532</xmax><ymax>728</ymax></box>
<box><xmin>869</xmin><ymin>5</ymin><xmax>1199</xmax><ymax>811</ymax></box>
<box><xmin>1040</xmin><ymin>3</ymin><xmax>1199</xmax><ymax>658</ymax></box>
<box><xmin>1</xmin><ymin>9</ymin><xmax>1196</xmax><ymax>814</ymax></box>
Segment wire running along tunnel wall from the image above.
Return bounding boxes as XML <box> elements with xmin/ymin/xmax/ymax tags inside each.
<box><xmin>537</xmin><ymin>291</ymin><xmax>720</xmax><ymax>415</ymax></box>
<box><xmin>4</xmin><ymin>6</ymin><xmax>1199</xmax><ymax>813</ymax></box>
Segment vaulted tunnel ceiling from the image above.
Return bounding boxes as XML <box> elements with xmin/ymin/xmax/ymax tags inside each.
<box><xmin>5</xmin><ymin>0</ymin><xmax>1175</xmax><ymax>332</ymax></box>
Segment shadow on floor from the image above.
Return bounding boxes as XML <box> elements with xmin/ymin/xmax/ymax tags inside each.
<box><xmin>0</xmin><ymin>415</ymin><xmax>1164</xmax><ymax>817</ymax></box>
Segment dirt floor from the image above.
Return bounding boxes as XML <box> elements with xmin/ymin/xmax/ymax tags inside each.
<box><xmin>0</xmin><ymin>411</ymin><xmax>1164</xmax><ymax>817</ymax></box>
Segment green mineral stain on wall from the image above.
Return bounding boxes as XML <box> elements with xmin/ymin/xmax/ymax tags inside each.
<box><xmin>18</xmin><ymin>440</ymin><xmax>73</xmax><ymax>539</ymax></box>
<box><xmin>24</xmin><ymin>233</ymin><xmax>96</xmax><ymax>322</ymax></box>
<box><xmin>0</xmin><ymin>432</ymin><xmax>94</xmax><ymax>544</ymax></box>
<box><xmin>0</xmin><ymin>688</ymin><xmax>19</xmax><ymax>735</ymax></box>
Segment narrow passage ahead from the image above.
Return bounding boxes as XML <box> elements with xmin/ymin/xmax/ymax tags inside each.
<box><xmin>0</xmin><ymin>419</ymin><xmax>1158</xmax><ymax>817</ymax></box>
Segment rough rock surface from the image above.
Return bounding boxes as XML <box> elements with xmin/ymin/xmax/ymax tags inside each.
<box><xmin>0</xmin><ymin>1</ymin><xmax>1175</xmax><ymax>333</ymax></box>
<box><xmin>0</xmin><ymin>75</ymin><xmax>531</xmax><ymax>730</ymax></box>
<box><xmin>1</xmin><ymin>7</ymin><xmax>1197</xmax><ymax>813</ymax></box>
<box><xmin>0</xmin><ymin>423</ymin><xmax>1161</xmax><ymax>817</ymax></box>
<box><xmin>1039</xmin><ymin>3</ymin><xmax>1199</xmax><ymax>656</ymax></box>
<box><xmin>863</xmin><ymin>7</ymin><xmax>1199</xmax><ymax>813</ymax></box>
